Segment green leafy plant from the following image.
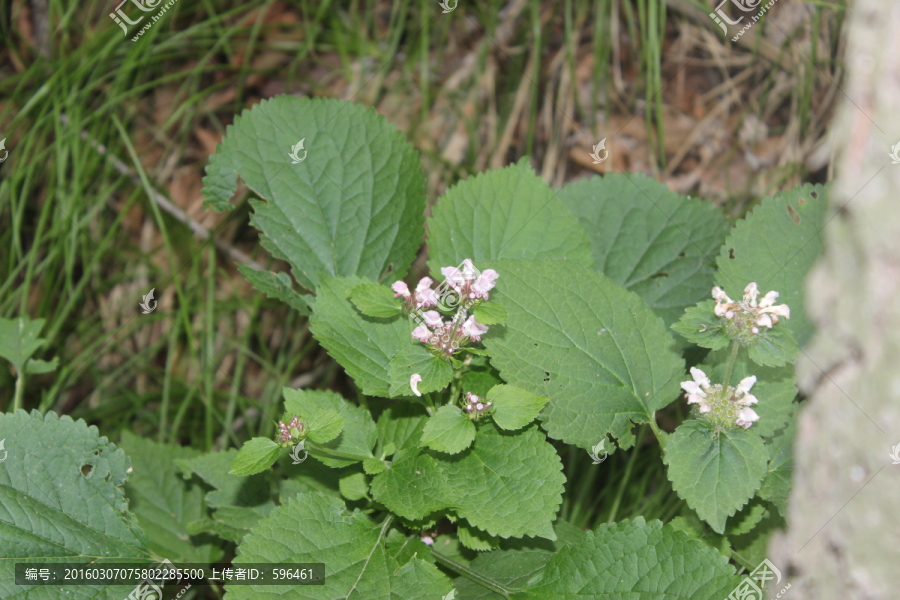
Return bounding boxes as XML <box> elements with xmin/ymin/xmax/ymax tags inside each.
<box><xmin>1</xmin><ymin>96</ymin><xmax>828</xmax><ymax>599</ymax></box>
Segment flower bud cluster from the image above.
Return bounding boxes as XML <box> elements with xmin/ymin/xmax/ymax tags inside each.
<box><xmin>462</xmin><ymin>392</ymin><xmax>492</xmax><ymax>419</ymax></box>
<box><xmin>393</xmin><ymin>259</ymin><xmax>498</xmax><ymax>358</ymax></box>
<box><xmin>712</xmin><ymin>282</ymin><xmax>790</xmax><ymax>343</ymax></box>
<box><xmin>277</xmin><ymin>416</ymin><xmax>306</xmax><ymax>446</ymax></box>
<box><xmin>681</xmin><ymin>367</ymin><xmax>760</xmax><ymax>431</ymax></box>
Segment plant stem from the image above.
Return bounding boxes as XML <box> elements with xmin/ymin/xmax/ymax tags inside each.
<box><xmin>722</xmin><ymin>339</ymin><xmax>741</xmax><ymax>388</ymax></box>
<box><xmin>13</xmin><ymin>373</ymin><xmax>25</xmax><ymax>412</ymax></box>
<box><xmin>305</xmin><ymin>440</ymin><xmax>372</xmax><ymax>462</ymax></box>
<box><xmin>608</xmin><ymin>425</ymin><xmax>646</xmax><ymax>523</ymax></box>
<box><xmin>431</xmin><ymin>548</ymin><xmax>516</xmax><ymax>599</ymax></box>
<box><xmin>648</xmin><ymin>418</ymin><xmax>667</xmax><ymax>450</ymax></box>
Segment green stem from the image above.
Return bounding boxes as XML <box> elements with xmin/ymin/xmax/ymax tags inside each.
<box><xmin>607</xmin><ymin>425</ymin><xmax>646</xmax><ymax>523</ymax></box>
<box><xmin>648</xmin><ymin>418</ymin><xmax>667</xmax><ymax>450</ymax></box>
<box><xmin>431</xmin><ymin>548</ymin><xmax>516</xmax><ymax>599</ymax></box>
<box><xmin>722</xmin><ymin>339</ymin><xmax>741</xmax><ymax>388</ymax></box>
<box><xmin>13</xmin><ymin>373</ymin><xmax>25</xmax><ymax>412</ymax></box>
<box><xmin>305</xmin><ymin>440</ymin><xmax>372</xmax><ymax>462</ymax></box>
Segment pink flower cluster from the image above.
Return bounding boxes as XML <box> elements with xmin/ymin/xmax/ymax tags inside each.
<box><xmin>681</xmin><ymin>367</ymin><xmax>760</xmax><ymax>430</ymax></box>
<box><xmin>392</xmin><ymin>259</ymin><xmax>498</xmax><ymax>358</ymax></box>
<box><xmin>463</xmin><ymin>391</ymin><xmax>492</xmax><ymax>417</ymax></box>
<box><xmin>278</xmin><ymin>416</ymin><xmax>305</xmax><ymax>443</ymax></box>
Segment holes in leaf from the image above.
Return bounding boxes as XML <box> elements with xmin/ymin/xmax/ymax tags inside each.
<box><xmin>810</xmin><ymin>190</ymin><xmax>818</xmax><ymax>199</ymax></box>
<box><xmin>543</xmin><ymin>371</ymin><xmax>551</xmax><ymax>382</ymax></box>
<box><xmin>728</xmin><ymin>248</ymin><xmax>735</xmax><ymax>259</ymax></box>
<box><xmin>650</xmin><ymin>272</ymin><xmax>669</xmax><ymax>279</ymax></box>
<box><xmin>533</xmin><ymin>343</ymin><xmax>539</xmax><ymax>347</ymax></box>
<box><xmin>81</xmin><ymin>464</ymin><xmax>94</xmax><ymax>477</ymax></box>
<box><xmin>787</xmin><ymin>205</ymin><xmax>801</xmax><ymax>224</ymax></box>
<box><xmin>677</xmin><ymin>252</ymin><xmax>686</xmax><ymax>258</ymax></box>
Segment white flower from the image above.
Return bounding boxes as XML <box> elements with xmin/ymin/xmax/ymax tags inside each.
<box><xmin>441</xmin><ymin>265</ymin><xmax>465</xmax><ymax>289</ymax></box>
<box><xmin>743</xmin><ymin>282</ymin><xmax>759</xmax><ymax>306</ymax></box>
<box><xmin>736</xmin><ymin>407</ymin><xmax>760</xmax><ymax>429</ymax></box>
<box><xmin>471</xmin><ymin>269</ymin><xmax>499</xmax><ymax>298</ymax></box>
<box><xmin>415</xmin><ymin>277</ymin><xmax>439</xmax><ymax>308</ymax></box>
<box><xmin>710</xmin><ymin>283</ymin><xmax>790</xmax><ymax>331</ymax></box>
<box><xmin>410</xmin><ymin>373</ymin><xmax>423</xmax><ymax>397</ymax></box>
<box><xmin>412</xmin><ymin>325</ymin><xmax>431</xmax><ymax>343</ymax></box>
<box><xmin>681</xmin><ymin>367</ymin><xmax>711</xmax><ymax>411</ymax></box>
<box><xmin>461</xmin><ymin>315</ymin><xmax>489</xmax><ymax>342</ymax></box>
<box><xmin>392</xmin><ymin>281</ymin><xmax>410</xmax><ymax>298</ymax></box>
<box><xmin>422</xmin><ymin>310</ymin><xmax>443</xmax><ymax>328</ymax></box>
<box><xmin>421</xmin><ymin>535</ymin><xmax>434</xmax><ymax>545</ymax></box>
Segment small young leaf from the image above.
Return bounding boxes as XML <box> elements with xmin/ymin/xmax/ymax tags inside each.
<box><xmin>230</xmin><ymin>438</ymin><xmax>281</xmax><ymax>476</ymax></box>
<box><xmin>363</xmin><ymin>458</ymin><xmax>387</xmax><ymax>475</ymax></box>
<box><xmin>0</xmin><ymin>316</ymin><xmax>49</xmax><ymax>373</ymax></box>
<box><xmin>282</xmin><ymin>388</ymin><xmax>345</xmax><ymax>444</ymax></box>
<box><xmin>487</xmin><ymin>384</ymin><xmax>549</xmax><ymax>431</ymax></box>
<box><xmin>419</xmin><ymin>405</ymin><xmax>476</xmax><ymax>454</ymax></box>
<box><xmin>339</xmin><ymin>471</ymin><xmax>369</xmax><ymax>501</ymax></box>
<box><xmin>349</xmin><ymin>282</ymin><xmax>403</xmax><ymax>318</ymax></box>
<box><xmin>671</xmin><ymin>300</ymin><xmax>730</xmax><ymax>350</ymax></box>
<box><xmin>24</xmin><ymin>356</ymin><xmax>58</xmax><ymax>374</ymax></box>
<box><xmin>663</xmin><ymin>421</ymin><xmax>768</xmax><ymax>533</ymax></box>
<box><xmin>389</xmin><ymin>344</ymin><xmax>454</xmax><ymax>398</ymax></box>
<box><xmin>473</xmin><ymin>302</ymin><xmax>507</xmax><ymax>325</ymax></box>
<box><xmin>237</xmin><ymin>264</ymin><xmax>310</xmax><ymax>314</ymax></box>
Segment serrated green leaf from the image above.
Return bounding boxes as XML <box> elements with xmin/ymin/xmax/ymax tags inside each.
<box><xmin>725</xmin><ymin>498</ymin><xmax>769</xmax><ymax>536</ymax></box>
<box><xmin>373</xmin><ymin>423</ymin><xmax>564</xmax><ymax>540</ymax></box>
<box><xmin>559</xmin><ymin>173</ymin><xmax>729</xmax><ymax>326</ymax></box>
<box><xmin>759</xmin><ymin>418</ymin><xmax>795</xmax><ymax>515</ymax></box>
<box><xmin>419</xmin><ymin>405</ymin><xmax>476</xmax><ymax>454</ymax></box>
<box><xmin>349</xmin><ymin>282</ymin><xmax>403</xmax><ymax>318</ymax></box>
<box><xmin>226</xmin><ymin>493</ymin><xmax>453</xmax><ymax>599</ymax></box>
<box><xmin>384</xmin><ymin>529</ymin><xmax>436</xmax><ymax>565</ymax></box>
<box><xmin>310</xmin><ymin>276</ymin><xmax>410</xmax><ymax>397</ymax></box>
<box><xmin>363</xmin><ymin>458</ymin><xmax>387</xmax><ymax>475</ymax></box>
<box><xmin>283</xmin><ymin>389</ymin><xmax>376</xmax><ymax>468</ymax></box>
<box><xmin>0</xmin><ymin>410</ymin><xmax>150</xmax><ymax>599</ymax></box>
<box><xmin>487</xmin><ymin>385</ymin><xmax>549</xmax><ymax>431</ymax></box>
<box><xmin>458</xmin><ymin>520</ymin><xmax>500</xmax><ymax>551</ymax></box>
<box><xmin>237</xmin><ymin>264</ymin><xmax>311</xmax><ymax>314</ymax></box>
<box><xmin>177</xmin><ymin>448</ymin><xmax>277</xmax><ymax>543</ymax></box>
<box><xmin>118</xmin><ymin>433</ymin><xmax>221</xmax><ymax>564</ymax></box>
<box><xmin>671</xmin><ymin>300</ymin><xmax>730</xmax><ymax>350</ymax></box>
<box><xmin>715</xmin><ymin>183</ymin><xmax>829</xmax><ymax>348</ymax></box>
<box><xmin>663</xmin><ymin>421</ymin><xmax>768</xmax><ymax>533</ymax></box>
<box><xmin>376</xmin><ymin>404</ymin><xmax>429</xmax><ymax>454</ymax></box>
<box><xmin>747</xmin><ymin>324</ymin><xmax>797</xmax><ymax>368</ymax></box>
<box><xmin>203</xmin><ymin>96</ymin><xmax>426</xmax><ymax>289</ymax></box>
<box><xmin>514</xmin><ymin>518</ymin><xmax>739</xmax><ymax>599</ymax></box>
<box><xmin>473</xmin><ymin>302</ymin><xmax>507</xmax><ymax>325</ymax></box>
<box><xmin>0</xmin><ymin>316</ymin><xmax>49</xmax><ymax>373</ymax></box>
<box><xmin>230</xmin><ymin>437</ymin><xmax>281</xmax><ymax>476</ymax></box>
<box><xmin>389</xmin><ymin>344</ymin><xmax>454</xmax><ymax>398</ymax></box>
<box><xmin>427</xmin><ymin>163</ymin><xmax>593</xmax><ymax>274</ymax></box>
<box><xmin>461</xmin><ymin>357</ymin><xmax>505</xmax><ymax>397</ymax></box>
<box><xmin>24</xmin><ymin>356</ymin><xmax>58</xmax><ymax>374</ymax></box>
<box><xmin>283</xmin><ymin>387</ymin><xmax>345</xmax><ymax>444</ymax></box>
<box><xmin>483</xmin><ymin>259</ymin><xmax>684</xmax><ymax>450</ymax></box>
<box><xmin>339</xmin><ymin>471</ymin><xmax>370</xmax><ymax>501</ymax></box>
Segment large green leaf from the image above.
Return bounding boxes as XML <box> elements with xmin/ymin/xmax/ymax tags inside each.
<box><xmin>715</xmin><ymin>183</ymin><xmax>829</xmax><ymax>347</ymax></box>
<box><xmin>118</xmin><ymin>432</ymin><xmax>221</xmax><ymax>564</ymax></box>
<box><xmin>663</xmin><ymin>420</ymin><xmax>769</xmax><ymax>533</ymax></box>
<box><xmin>513</xmin><ymin>518</ymin><xmax>739</xmax><ymax>599</ymax></box>
<box><xmin>203</xmin><ymin>96</ymin><xmax>426</xmax><ymax>290</ymax></box>
<box><xmin>483</xmin><ymin>259</ymin><xmax>684</xmax><ymax>450</ymax></box>
<box><xmin>426</xmin><ymin>161</ymin><xmax>593</xmax><ymax>273</ymax></box>
<box><xmin>309</xmin><ymin>276</ymin><xmax>410</xmax><ymax>397</ymax></box>
<box><xmin>225</xmin><ymin>493</ymin><xmax>453</xmax><ymax>600</ymax></box>
<box><xmin>559</xmin><ymin>174</ymin><xmax>728</xmax><ymax>327</ymax></box>
<box><xmin>372</xmin><ymin>423</ymin><xmax>564</xmax><ymax>540</ymax></box>
<box><xmin>0</xmin><ymin>410</ymin><xmax>149</xmax><ymax>599</ymax></box>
